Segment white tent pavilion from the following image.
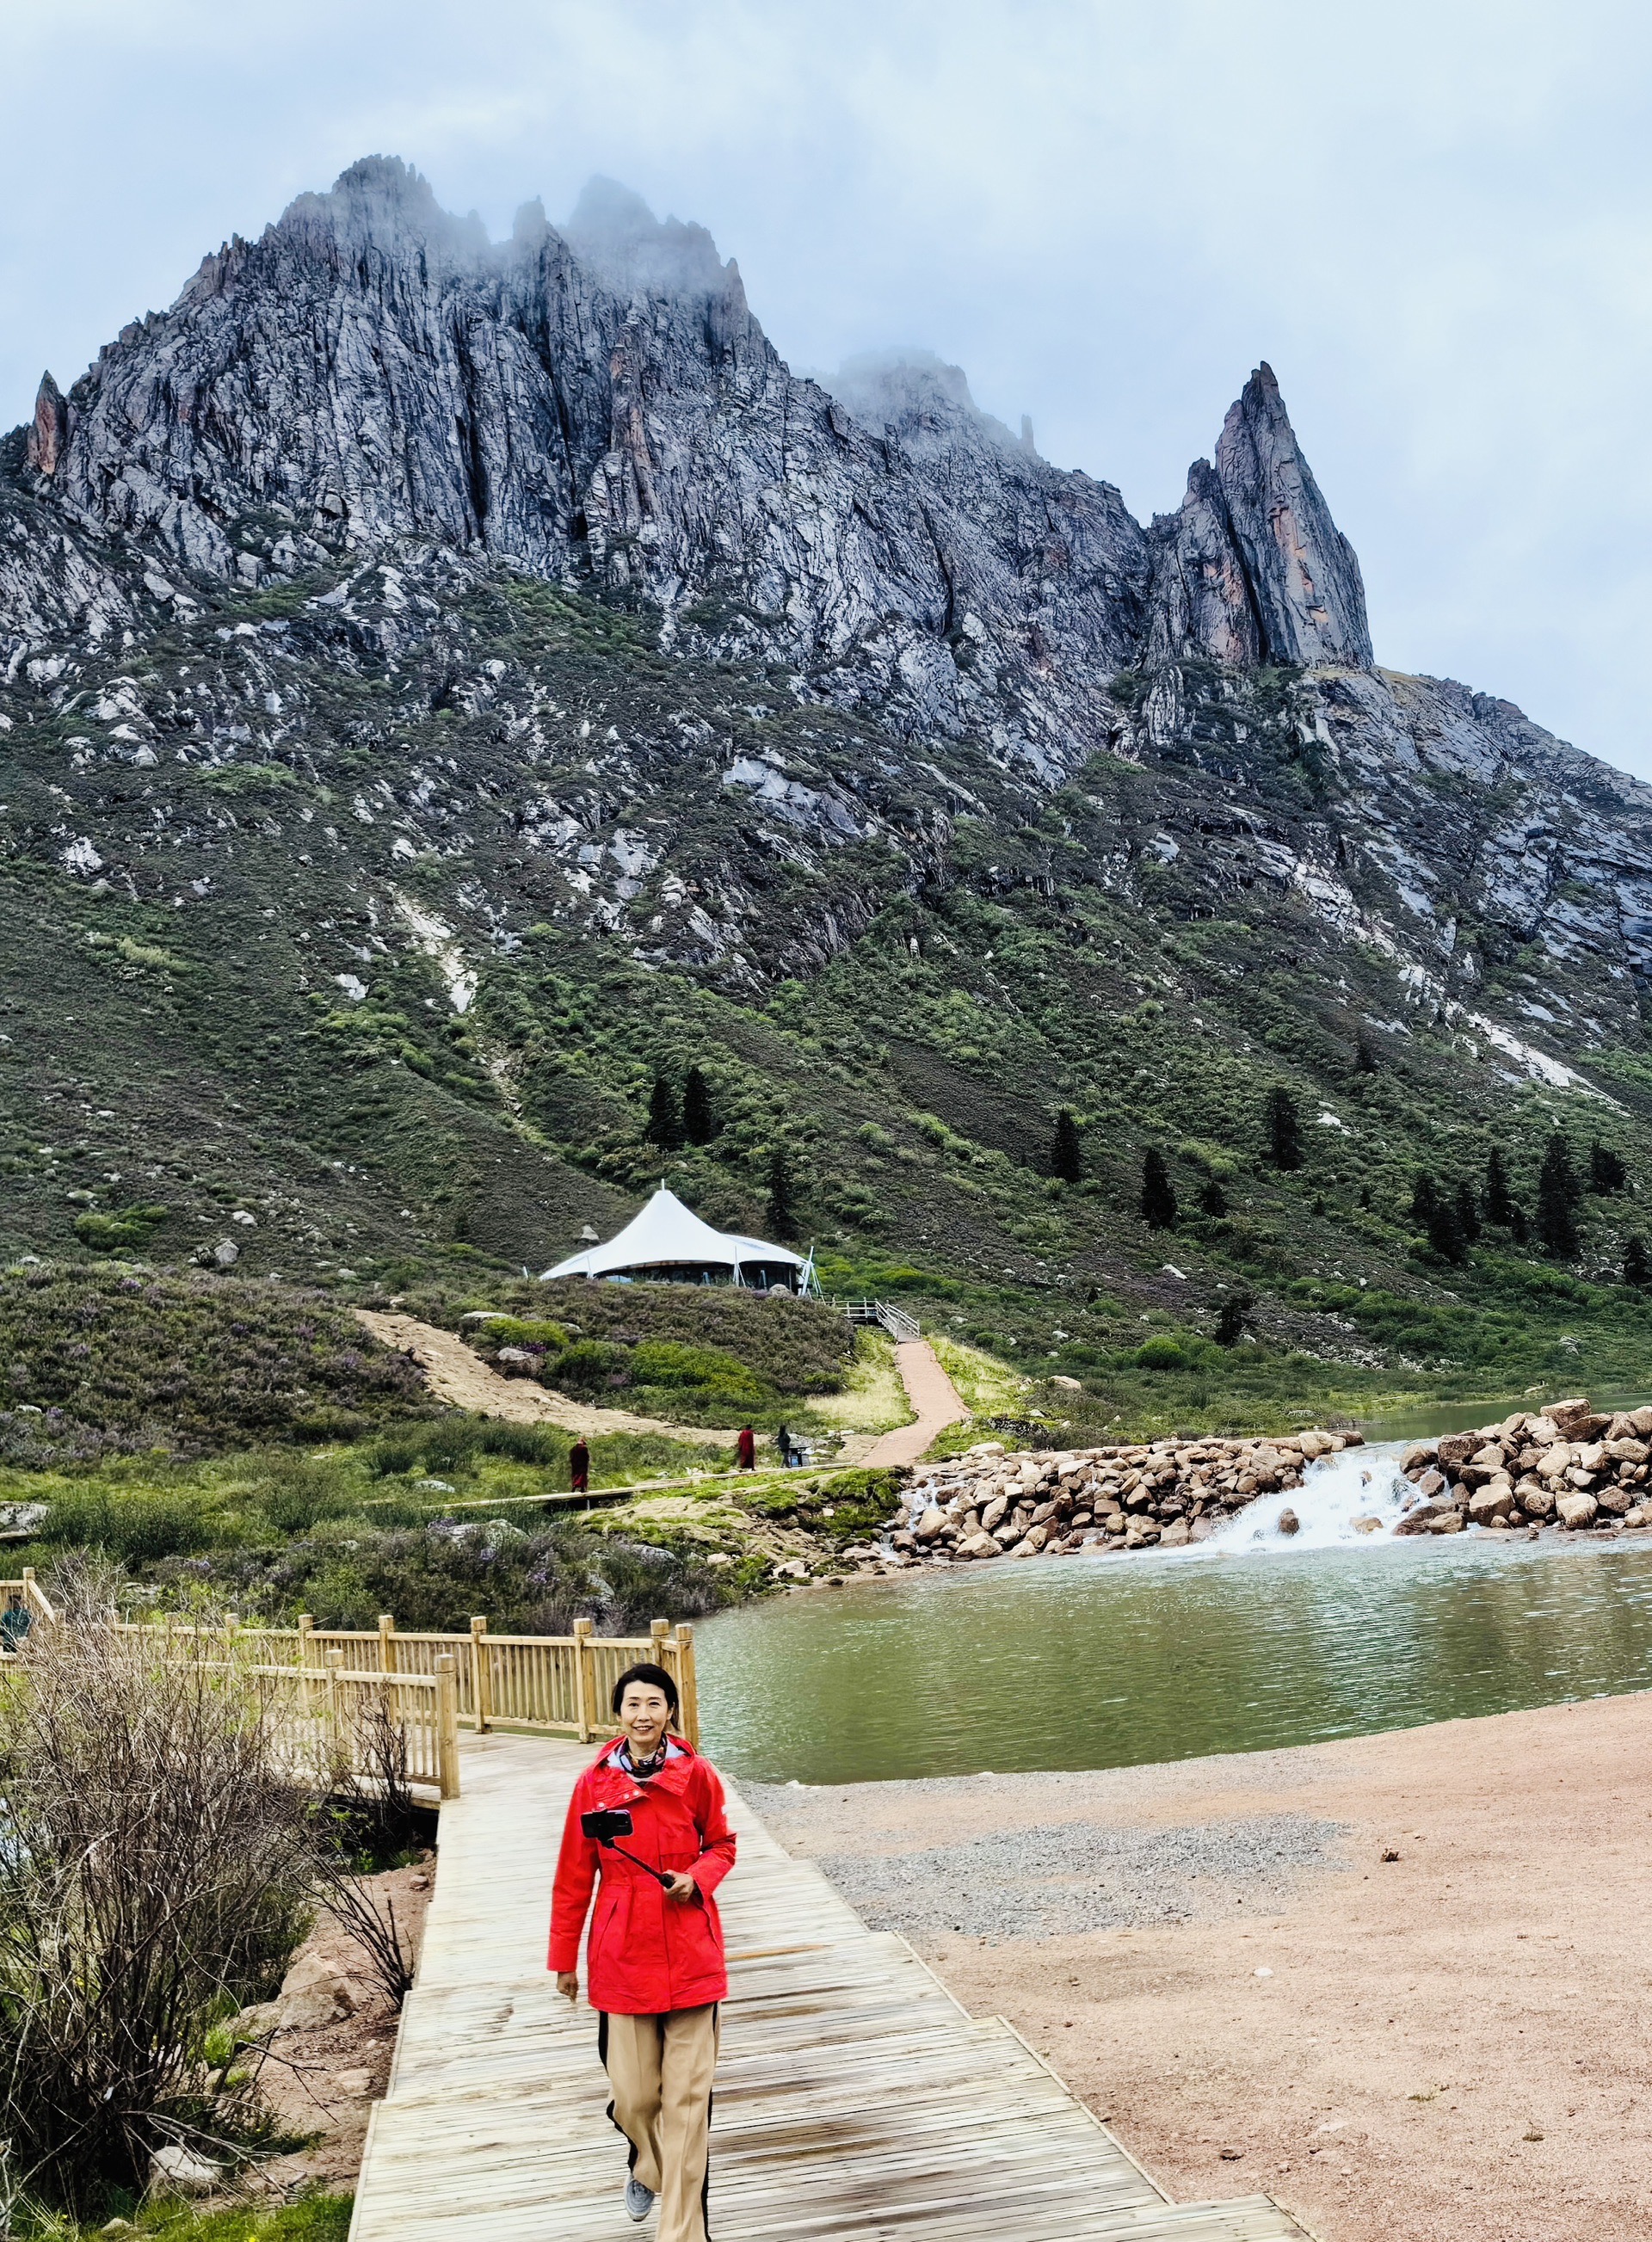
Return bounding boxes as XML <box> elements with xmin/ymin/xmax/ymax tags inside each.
<box><xmin>540</xmin><ymin>1186</ymin><xmax>812</xmax><ymax>1291</ymax></box>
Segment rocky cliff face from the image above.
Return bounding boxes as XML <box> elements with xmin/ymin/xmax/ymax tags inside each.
<box><xmin>4</xmin><ymin>158</ymin><xmax>1652</xmax><ymax>1328</ymax></box>
<box><xmin>7</xmin><ymin>155</ymin><xmax>1652</xmax><ymax>1037</ymax></box>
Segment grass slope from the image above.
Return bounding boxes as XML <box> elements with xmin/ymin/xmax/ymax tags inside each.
<box><xmin>5</xmin><ymin>560</ymin><xmax>1652</xmax><ymax>1432</ymax></box>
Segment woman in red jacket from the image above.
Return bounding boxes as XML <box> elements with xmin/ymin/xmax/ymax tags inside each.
<box><xmin>550</xmin><ymin>1661</ymin><xmax>736</xmax><ymax>2241</ymax></box>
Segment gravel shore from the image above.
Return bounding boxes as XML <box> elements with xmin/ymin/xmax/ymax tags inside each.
<box><xmin>750</xmin><ymin>1693</ymin><xmax>1652</xmax><ymax>2242</ymax></box>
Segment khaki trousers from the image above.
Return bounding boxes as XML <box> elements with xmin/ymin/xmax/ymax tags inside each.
<box><xmin>600</xmin><ymin>2005</ymin><xmax>720</xmax><ymax>2242</ymax></box>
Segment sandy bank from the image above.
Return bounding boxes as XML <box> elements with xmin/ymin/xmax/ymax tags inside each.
<box><xmin>750</xmin><ymin>1691</ymin><xmax>1652</xmax><ymax>2241</ymax></box>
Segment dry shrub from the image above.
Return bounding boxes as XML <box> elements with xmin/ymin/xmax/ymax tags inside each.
<box><xmin>311</xmin><ymin>1697</ymin><xmax>422</xmax><ymax>2011</ymax></box>
<box><xmin>0</xmin><ymin>1572</ymin><xmax>314</xmax><ymax>2213</ymax></box>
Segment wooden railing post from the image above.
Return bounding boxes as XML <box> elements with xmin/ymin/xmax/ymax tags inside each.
<box><xmin>573</xmin><ymin>1617</ymin><xmax>595</xmax><ymax>1743</ymax></box>
<box><xmin>470</xmin><ymin>1617</ymin><xmax>492</xmax><ymax>1734</ymax></box>
<box><xmin>674</xmin><ymin>1625</ymin><xmax>700</xmax><ymax>1749</ymax></box>
<box><xmin>435</xmin><ymin>1655</ymin><xmax>461</xmax><ymax>1800</ymax></box>
<box><xmin>324</xmin><ymin>1648</ymin><xmax>344</xmax><ymax>1776</ymax></box>
<box><xmin>298</xmin><ymin>1614</ymin><xmax>315</xmax><ymax>1669</ymax></box>
<box><xmin>378</xmin><ymin>1613</ymin><xmax>398</xmax><ymax>1675</ymax></box>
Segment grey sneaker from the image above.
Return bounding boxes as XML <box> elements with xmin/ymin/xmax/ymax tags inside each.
<box><xmin>625</xmin><ymin>2176</ymin><xmax>656</xmax><ymax>2222</ymax></box>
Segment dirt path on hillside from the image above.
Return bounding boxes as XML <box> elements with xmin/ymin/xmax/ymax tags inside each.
<box><xmin>354</xmin><ymin>1312</ymin><xmax>730</xmax><ymax>1444</ymax></box>
<box><xmin>750</xmin><ymin>1691</ymin><xmax>1652</xmax><ymax>2242</ymax></box>
<box><xmin>850</xmin><ymin>1339</ymin><xmax>970</xmax><ymax>1465</ymax></box>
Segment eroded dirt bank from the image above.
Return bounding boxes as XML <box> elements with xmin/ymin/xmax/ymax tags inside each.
<box><xmin>750</xmin><ymin>1692</ymin><xmax>1652</xmax><ymax>2242</ymax></box>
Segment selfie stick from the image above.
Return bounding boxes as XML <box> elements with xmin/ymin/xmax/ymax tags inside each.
<box><xmin>590</xmin><ymin>1831</ymin><xmax>675</xmax><ymax>1888</ymax></box>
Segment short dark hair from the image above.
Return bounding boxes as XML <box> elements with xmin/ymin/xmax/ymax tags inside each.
<box><xmin>611</xmin><ymin>1660</ymin><xmax>679</xmax><ymax>1719</ymax></box>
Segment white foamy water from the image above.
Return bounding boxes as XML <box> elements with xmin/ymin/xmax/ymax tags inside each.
<box><xmin>1193</xmin><ymin>1439</ymin><xmax>1414</xmax><ymax>1555</ymax></box>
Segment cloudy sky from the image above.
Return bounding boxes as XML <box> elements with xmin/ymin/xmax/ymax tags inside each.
<box><xmin>4</xmin><ymin>0</ymin><xmax>1650</xmax><ymax>772</ymax></box>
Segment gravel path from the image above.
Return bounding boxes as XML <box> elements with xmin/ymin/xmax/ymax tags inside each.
<box><xmin>354</xmin><ymin>1312</ymin><xmax>730</xmax><ymax>1442</ymax></box>
<box><xmin>856</xmin><ymin>1339</ymin><xmax>969</xmax><ymax>1466</ymax></box>
<box><xmin>787</xmin><ymin>1811</ymin><xmax>1347</xmax><ymax>1938</ymax></box>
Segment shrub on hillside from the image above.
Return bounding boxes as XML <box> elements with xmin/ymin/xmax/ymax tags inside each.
<box><xmin>0</xmin><ymin>1268</ymin><xmax>432</xmax><ymax>1468</ymax></box>
<box><xmin>463</xmin><ymin>1279</ymin><xmax>852</xmax><ymax>1401</ymax></box>
<box><xmin>141</xmin><ymin>1515</ymin><xmax>738</xmax><ymax>1635</ymax></box>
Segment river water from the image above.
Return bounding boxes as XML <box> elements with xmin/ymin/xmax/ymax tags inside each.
<box><xmin>695</xmin><ymin>1439</ymin><xmax>1652</xmax><ymax>1783</ymax></box>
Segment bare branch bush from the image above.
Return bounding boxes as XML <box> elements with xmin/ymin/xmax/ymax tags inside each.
<box><xmin>0</xmin><ymin>1568</ymin><xmax>315</xmax><ymax>2215</ymax></box>
<box><xmin>310</xmin><ymin>1697</ymin><xmax>422</xmax><ymax>2011</ymax></box>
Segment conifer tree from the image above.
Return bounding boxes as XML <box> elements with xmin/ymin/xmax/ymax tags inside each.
<box><xmin>681</xmin><ymin>1065</ymin><xmax>715</xmax><ymax>1145</ymax></box>
<box><xmin>1535</xmin><ymin>1136</ymin><xmax>1581</xmax><ymax>1259</ymax></box>
<box><xmin>1455</xmin><ymin>1180</ymin><xmax>1481</xmax><ymax>1244</ymax></box>
<box><xmin>1484</xmin><ymin>1144</ymin><xmax>1518</xmax><ymax>1228</ymax></box>
<box><xmin>765</xmin><ymin>1145</ymin><xmax>797</xmax><ymax>1240</ymax></box>
<box><xmin>644</xmin><ymin>1071</ymin><xmax>681</xmax><ymax>1149</ymax></box>
<box><xmin>1266</xmin><ymin>1087</ymin><xmax>1304</xmax><ymax>1171</ymax></box>
<box><xmin>1589</xmin><ymin>1141</ymin><xmax>1627</xmax><ymax>1195</ymax></box>
<box><xmin>1624</xmin><ymin>1235</ymin><xmax>1652</xmax><ymax>1289</ymax></box>
<box><xmin>1214</xmin><ymin>1290</ymin><xmax>1253</xmax><ymax>1346</ymax></box>
<box><xmin>1411</xmin><ymin>1172</ymin><xmax>1465</xmax><ymax>1263</ymax></box>
<box><xmin>1050</xmin><ymin>1109</ymin><xmax>1083</xmax><ymax>1184</ymax></box>
<box><xmin>1508</xmin><ymin>1200</ymin><xmax>1531</xmax><ymax>1247</ymax></box>
<box><xmin>1198</xmin><ymin>1176</ymin><xmax>1229</xmax><ymax>1218</ymax></box>
<box><xmin>1140</xmin><ymin>1148</ymin><xmax>1177</xmax><ymax>1230</ymax></box>
<box><xmin>1353</xmin><ymin>1031</ymin><xmax>1379</xmax><ymax>1074</ymax></box>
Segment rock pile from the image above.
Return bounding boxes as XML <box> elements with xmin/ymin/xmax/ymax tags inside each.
<box><xmin>1398</xmin><ymin>1395</ymin><xmax>1652</xmax><ymax>1534</ymax></box>
<box><xmin>883</xmin><ymin>1428</ymin><xmax>1362</xmax><ymax>1565</ymax></box>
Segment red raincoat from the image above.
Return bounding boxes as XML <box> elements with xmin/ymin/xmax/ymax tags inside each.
<box><xmin>549</xmin><ymin>1736</ymin><xmax>737</xmax><ymax>2014</ymax></box>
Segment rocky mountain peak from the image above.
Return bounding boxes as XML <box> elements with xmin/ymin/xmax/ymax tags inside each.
<box><xmin>563</xmin><ymin>176</ymin><xmax>735</xmax><ymax>299</ymax></box>
<box><xmin>818</xmin><ymin>348</ymin><xmax>1032</xmax><ymax>465</ymax></box>
<box><xmin>24</xmin><ymin>371</ymin><xmax>66</xmax><ymax>477</ymax></box>
<box><xmin>1211</xmin><ymin>361</ymin><xmax>1372</xmax><ymax>668</ymax></box>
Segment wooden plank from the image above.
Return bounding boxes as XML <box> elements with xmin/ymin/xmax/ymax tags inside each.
<box><xmin>349</xmin><ymin>1734</ymin><xmax>1307</xmax><ymax>2242</ymax></box>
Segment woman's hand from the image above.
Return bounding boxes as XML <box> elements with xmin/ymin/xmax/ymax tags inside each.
<box><xmin>663</xmin><ymin>1870</ymin><xmax>699</xmax><ymax>1904</ymax></box>
<box><xmin>556</xmin><ymin>1970</ymin><xmax>579</xmax><ymax>2001</ymax></box>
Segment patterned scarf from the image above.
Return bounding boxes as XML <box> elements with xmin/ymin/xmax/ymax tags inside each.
<box><xmin>616</xmin><ymin>1736</ymin><xmax>672</xmax><ymax>1781</ymax></box>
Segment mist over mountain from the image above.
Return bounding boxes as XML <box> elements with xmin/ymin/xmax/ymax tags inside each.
<box><xmin>4</xmin><ymin>157</ymin><xmax>1652</xmax><ymax>1410</ymax></box>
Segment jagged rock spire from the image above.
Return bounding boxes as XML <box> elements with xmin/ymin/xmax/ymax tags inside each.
<box><xmin>25</xmin><ymin>373</ymin><xmax>67</xmax><ymax>477</ymax></box>
<box><xmin>1150</xmin><ymin>364</ymin><xmax>1372</xmax><ymax>673</ymax></box>
<box><xmin>1211</xmin><ymin>363</ymin><xmax>1372</xmax><ymax>668</ymax></box>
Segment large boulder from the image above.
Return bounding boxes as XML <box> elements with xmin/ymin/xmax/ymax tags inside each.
<box><xmin>1556</xmin><ymin>1491</ymin><xmax>1600</xmax><ymax>1531</ymax></box>
<box><xmin>1544</xmin><ymin>1397</ymin><xmax>1595</xmax><ymax>1435</ymax></box>
<box><xmin>914</xmin><ymin>1506</ymin><xmax>948</xmax><ymax>1543</ymax></box>
<box><xmin>1468</xmin><ymin>1483</ymin><xmax>1514</xmax><ymax>1525</ymax></box>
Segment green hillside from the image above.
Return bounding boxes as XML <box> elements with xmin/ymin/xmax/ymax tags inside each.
<box><xmin>5</xmin><ymin>561</ymin><xmax>1652</xmax><ymax>1436</ymax></box>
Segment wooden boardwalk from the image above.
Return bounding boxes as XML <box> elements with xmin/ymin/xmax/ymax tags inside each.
<box><xmin>350</xmin><ymin>1734</ymin><xmax>1306</xmax><ymax>2242</ymax></box>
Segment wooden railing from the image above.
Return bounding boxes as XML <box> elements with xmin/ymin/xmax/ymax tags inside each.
<box><xmin>3</xmin><ymin>1578</ymin><xmax>697</xmax><ymax>1802</ymax></box>
<box><xmin>0</xmin><ymin>1569</ymin><xmax>59</xmax><ymax>1634</ymax></box>
<box><xmin>228</xmin><ymin>1654</ymin><xmax>462</xmax><ymax>1801</ymax></box>
<box><xmin>845</xmin><ymin>1298</ymin><xmax>921</xmax><ymax>1343</ymax></box>
<box><xmin>241</xmin><ymin>1612</ymin><xmax>701</xmax><ymax>1751</ymax></box>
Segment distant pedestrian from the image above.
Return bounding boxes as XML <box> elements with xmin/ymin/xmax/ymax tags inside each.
<box><xmin>570</xmin><ymin>1437</ymin><xmax>590</xmax><ymax>1494</ymax></box>
<box><xmin>774</xmin><ymin>1423</ymin><xmax>792</xmax><ymax>1469</ymax></box>
<box><xmin>735</xmin><ymin>1425</ymin><xmax>755</xmax><ymax>1471</ymax></box>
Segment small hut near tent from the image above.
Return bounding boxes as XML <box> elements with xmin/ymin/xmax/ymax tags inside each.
<box><xmin>541</xmin><ymin>1186</ymin><xmax>812</xmax><ymax>1292</ymax></box>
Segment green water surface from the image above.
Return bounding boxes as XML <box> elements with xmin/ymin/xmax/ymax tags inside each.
<box><xmin>695</xmin><ymin>1539</ymin><xmax>1652</xmax><ymax>1783</ymax></box>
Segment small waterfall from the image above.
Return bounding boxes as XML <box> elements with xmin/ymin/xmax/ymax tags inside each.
<box><xmin>1195</xmin><ymin>1440</ymin><xmax>1413</xmax><ymax>1555</ymax></box>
